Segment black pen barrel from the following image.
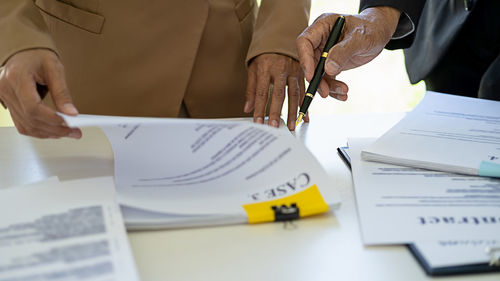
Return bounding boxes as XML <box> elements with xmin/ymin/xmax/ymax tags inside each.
<box><xmin>298</xmin><ymin>16</ymin><xmax>345</xmax><ymax>116</ymax></box>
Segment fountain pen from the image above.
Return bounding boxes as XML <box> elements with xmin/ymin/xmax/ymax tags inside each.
<box><xmin>296</xmin><ymin>16</ymin><xmax>345</xmax><ymax>126</ymax></box>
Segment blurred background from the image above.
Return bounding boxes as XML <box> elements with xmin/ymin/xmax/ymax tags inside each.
<box><xmin>0</xmin><ymin>0</ymin><xmax>425</xmax><ymax>127</ymax></box>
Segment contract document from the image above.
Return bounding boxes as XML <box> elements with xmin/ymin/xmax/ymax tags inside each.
<box><xmin>362</xmin><ymin>91</ymin><xmax>500</xmax><ymax>178</ymax></box>
<box><xmin>0</xmin><ymin>177</ymin><xmax>139</xmax><ymax>281</ymax></box>
<box><xmin>62</xmin><ymin>114</ymin><xmax>340</xmax><ymax>229</ymax></box>
<box><xmin>349</xmin><ymin>138</ymin><xmax>500</xmax><ymax>245</ymax></box>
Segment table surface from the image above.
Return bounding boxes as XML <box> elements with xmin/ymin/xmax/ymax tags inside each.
<box><xmin>1</xmin><ymin>113</ymin><xmax>498</xmax><ymax>281</ymax></box>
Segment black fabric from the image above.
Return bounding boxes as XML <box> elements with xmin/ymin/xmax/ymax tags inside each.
<box><xmin>359</xmin><ymin>0</ymin><xmax>426</xmax><ymax>49</ymax></box>
<box><xmin>360</xmin><ymin>0</ymin><xmax>500</xmax><ymax>100</ymax></box>
<box><xmin>410</xmin><ymin>0</ymin><xmax>500</xmax><ymax>99</ymax></box>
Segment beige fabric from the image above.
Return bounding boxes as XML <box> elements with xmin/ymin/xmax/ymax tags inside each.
<box><xmin>0</xmin><ymin>0</ymin><xmax>310</xmax><ymax>118</ymax></box>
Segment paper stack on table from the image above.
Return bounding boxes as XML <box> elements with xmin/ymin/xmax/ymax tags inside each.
<box><xmin>345</xmin><ymin>92</ymin><xmax>500</xmax><ymax>275</ymax></box>
<box><xmin>347</xmin><ymin>138</ymin><xmax>500</xmax><ymax>275</ymax></box>
<box><xmin>362</xmin><ymin>91</ymin><xmax>500</xmax><ymax>178</ymax></box>
<box><xmin>0</xmin><ymin>177</ymin><xmax>139</xmax><ymax>281</ymax></box>
<box><xmin>61</xmin><ymin>115</ymin><xmax>341</xmax><ymax>229</ymax></box>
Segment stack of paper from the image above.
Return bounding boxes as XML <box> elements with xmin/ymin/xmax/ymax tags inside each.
<box><xmin>0</xmin><ymin>177</ymin><xmax>139</xmax><ymax>281</ymax></box>
<box><xmin>347</xmin><ymin>91</ymin><xmax>500</xmax><ymax>275</ymax></box>
<box><xmin>362</xmin><ymin>92</ymin><xmax>500</xmax><ymax>178</ymax></box>
<box><xmin>348</xmin><ymin>138</ymin><xmax>500</xmax><ymax>274</ymax></box>
<box><xmin>62</xmin><ymin>115</ymin><xmax>341</xmax><ymax>229</ymax></box>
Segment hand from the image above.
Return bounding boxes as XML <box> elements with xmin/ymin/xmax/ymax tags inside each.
<box><xmin>244</xmin><ymin>53</ymin><xmax>305</xmax><ymax>131</ymax></box>
<box><xmin>0</xmin><ymin>49</ymin><xmax>81</xmax><ymax>139</ymax></box>
<box><xmin>296</xmin><ymin>7</ymin><xmax>401</xmax><ymax>100</ymax></box>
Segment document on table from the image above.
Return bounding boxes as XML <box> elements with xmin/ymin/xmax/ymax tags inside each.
<box><xmin>0</xmin><ymin>177</ymin><xmax>139</xmax><ymax>281</ymax></box>
<box><xmin>362</xmin><ymin>91</ymin><xmax>500</xmax><ymax>177</ymax></box>
<box><xmin>62</xmin><ymin>114</ymin><xmax>340</xmax><ymax>228</ymax></box>
<box><xmin>349</xmin><ymin>137</ymin><xmax>500</xmax><ymax>245</ymax></box>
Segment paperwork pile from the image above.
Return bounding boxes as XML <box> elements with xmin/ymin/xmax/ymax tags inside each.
<box><xmin>62</xmin><ymin>115</ymin><xmax>341</xmax><ymax>229</ymax></box>
<box><xmin>0</xmin><ymin>177</ymin><xmax>139</xmax><ymax>281</ymax></box>
<box><xmin>347</xmin><ymin>92</ymin><xmax>500</xmax><ymax>275</ymax></box>
<box><xmin>362</xmin><ymin>92</ymin><xmax>500</xmax><ymax>178</ymax></box>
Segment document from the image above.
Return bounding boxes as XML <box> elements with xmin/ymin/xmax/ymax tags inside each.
<box><xmin>62</xmin><ymin>114</ymin><xmax>340</xmax><ymax>228</ymax></box>
<box><xmin>0</xmin><ymin>177</ymin><xmax>139</xmax><ymax>281</ymax></box>
<box><xmin>362</xmin><ymin>91</ymin><xmax>500</xmax><ymax>177</ymax></box>
<box><xmin>349</xmin><ymin>138</ymin><xmax>500</xmax><ymax>245</ymax></box>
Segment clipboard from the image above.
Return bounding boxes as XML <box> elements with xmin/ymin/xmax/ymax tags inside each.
<box><xmin>408</xmin><ymin>244</ymin><xmax>500</xmax><ymax>276</ymax></box>
<box><xmin>337</xmin><ymin>145</ymin><xmax>500</xmax><ymax>276</ymax></box>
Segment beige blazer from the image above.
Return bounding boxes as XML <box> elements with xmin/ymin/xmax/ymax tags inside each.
<box><xmin>0</xmin><ymin>0</ymin><xmax>310</xmax><ymax>118</ymax></box>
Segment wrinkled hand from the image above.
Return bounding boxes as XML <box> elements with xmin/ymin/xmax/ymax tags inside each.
<box><xmin>296</xmin><ymin>7</ymin><xmax>401</xmax><ymax>100</ymax></box>
<box><xmin>244</xmin><ymin>53</ymin><xmax>305</xmax><ymax>131</ymax></box>
<box><xmin>0</xmin><ymin>49</ymin><xmax>81</xmax><ymax>139</ymax></box>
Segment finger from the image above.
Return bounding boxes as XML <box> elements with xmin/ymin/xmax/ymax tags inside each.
<box><xmin>296</xmin><ymin>33</ymin><xmax>317</xmax><ymax>82</ymax></box>
<box><xmin>244</xmin><ymin>66</ymin><xmax>257</xmax><ymax>113</ymax></box>
<box><xmin>318</xmin><ymin>79</ymin><xmax>330</xmax><ymax>98</ymax></box>
<box><xmin>9</xmin><ymin>106</ymin><xmax>50</xmax><ymax>138</ymax></box>
<box><xmin>287</xmin><ymin>77</ymin><xmax>300</xmax><ymax>131</ymax></box>
<box><xmin>17</xmin><ymin>75</ymin><xmax>66</xmax><ymax>129</ymax></box>
<box><xmin>252</xmin><ymin>73</ymin><xmax>271</xmax><ymax>124</ymax></box>
<box><xmin>16</xmin><ymin>75</ymin><xmax>79</xmax><ymax>138</ymax></box>
<box><xmin>268</xmin><ymin>74</ymin><xmax>286</xmax><ymax>128</ymax></box>
<box><xmin>330</xmin><ymin>93</ymin><xmax>348</xmax><ymax>101</ymax></box>
<box><xmin>324</xmin><ymin>76</ymin><xmax>349</xmax><ymax>97</ymax></box>
<box><xmin>42</xmin><ymin>58</ymin><xmax>78</xmax><ymax>115</ymax></box>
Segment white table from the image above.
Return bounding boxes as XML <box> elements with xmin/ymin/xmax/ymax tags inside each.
<box><xmin>1</xmin><ymin>113</ymin><xmax>497</xmax><ymax>281</ymax></box>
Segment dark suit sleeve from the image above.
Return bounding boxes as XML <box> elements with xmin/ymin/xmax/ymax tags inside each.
<box><xmin>359</xmin><ymin>0</ymin><xmax>426</xmax><ymax>49</ymax></box>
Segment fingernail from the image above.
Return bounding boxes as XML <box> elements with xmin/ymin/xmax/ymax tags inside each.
<box><xmin>68</xmin><ymin>131</ymin><xmax>81</xmax><ymax>139</ymax></box>
<box><xmin>326</xmin><ymin>60</ymin><xmax>340</xmax><ymax>75</ymax></box>
<box><xmin>335</xmin><ymin>86</ymin><xmax>345</xmax><ymax>95</ymax></box>
<box><xmin>270</xmin><ymin>120</ymin><xmax>279</xmax><ymax>128</ymax></box>
<box><xmin>305</xmin><ymin>70</ymin><xmax>312</xmax><ymax>81</ymax></box>
<box><xmin>63</xmin><ymin>103</ymin><xmax>78</xmax><ymax>115</ymax></box>
<box><xmin>244</xmin><ymin>101</ymin><xmax>251</xmax><ymax>112</ymax></box>
<box><xmin>62</xmin><ymin>121</ymin><xmax>68</xmax><ymax>127</ymax></box>
<box><xmin>256</xmin><ymin>117</ymin><xmax>264</xmax><ymax>124</ymax></box>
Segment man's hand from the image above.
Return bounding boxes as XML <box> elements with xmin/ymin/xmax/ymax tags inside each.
<box><xmin>296</xmin><ymin>7</ymin><xmax>401</xmax><ymax>100</ymax></box>
<box><xmin>244</xmin><ymin>53</ymin><xmax>305</xmax><ymax>131</ymax></box>
<box><xmin>0</xmin><ymin>49</ymin><xmax>81</xmax><ymax>139</ymax></box>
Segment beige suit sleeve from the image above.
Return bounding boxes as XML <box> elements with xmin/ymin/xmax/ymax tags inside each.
<box><xmin>246</xmin><ymin>0</ymin><xmax>311</xmax><ymax>64</ymax></box>
<box><xmin>0</xmin><ymin>0</ymin><xmax>57</xmax><ymax>65</ymax></box>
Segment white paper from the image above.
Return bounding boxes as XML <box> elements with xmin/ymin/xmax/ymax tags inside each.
<box><xmin>362</xmin><ymin>91</ymin><xmax>500</xmax><ymax>177</ymax></box>
<box><xmin>0</xmin><ymin>177</ymin><xmax>139</xmax><ymax>281</ymax></box>
<box><xmin>413</xmin><ymin>239</ymin><xmax>499</xmax><ymax>268</ymax></box>
<box><xmin>61</xmin><ymin>114</ymin><xmax>340</xmax><ymax>224</ymax></box>
<box><xmin>349</xmin><ymin>137</ymin><xmax>500</xmax><ymax>245</ymax></box>
<box><xmin>1</xmin><ymin>176</ymin><xmax>60</xmax><ymax>189</ymax></box>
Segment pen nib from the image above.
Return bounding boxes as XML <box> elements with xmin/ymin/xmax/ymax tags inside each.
<box><xmin>296</xmin><ymin>113</ymin><xmax>304</xmax><ymax>127</ymax></box>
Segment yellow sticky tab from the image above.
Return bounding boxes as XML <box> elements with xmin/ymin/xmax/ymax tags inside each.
<box><xmin>242</xmin><ymin>185</ymin><xmax>329</xmax><ymax>224</ymax></box>
<box><xmin>322</xmin><ymin>52</ymin><xmax>328</xmax><ymax>58</ymax></box>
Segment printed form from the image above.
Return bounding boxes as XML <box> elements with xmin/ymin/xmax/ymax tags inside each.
<box><xmin>62</xmin><ymin>114</ymin><xmax>340</xmax><ymax>227</ymax></box>
<box><xmin>0</xmin><ymin>177</ymin><xmax>139</xmax><ymax>281</ymax></box>
<box><xmin>362</xmin><ymin>91</ymin><xmax>500</xmax><ymax>177</ymax></box>
<box><xmin>349</xmin><ymin>138</ymin><xmax>500</xmax><ymax>245</ymax></box>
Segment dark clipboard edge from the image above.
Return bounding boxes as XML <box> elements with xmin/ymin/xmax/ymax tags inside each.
<box><xmin>408</xmin><ymin>243</ymin><xmax>500</xmax><ymax>276</ymax></box>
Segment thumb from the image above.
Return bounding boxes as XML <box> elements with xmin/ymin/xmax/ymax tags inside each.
<box><xmin>43</xmin><ymin>59</ymin><xmax>78</xmax><ymax>116</ymax></box>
